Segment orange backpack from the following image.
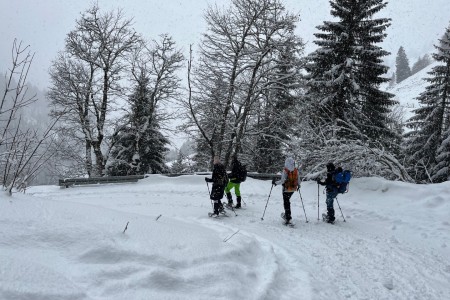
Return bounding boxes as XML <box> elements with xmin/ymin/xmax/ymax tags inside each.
<box><xmin>284</xmin><ymin>168</ymin><xmax>298</xmax><ymax>192</ymax></box>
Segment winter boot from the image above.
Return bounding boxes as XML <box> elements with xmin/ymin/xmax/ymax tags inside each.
<box><xmin>282</xmin><ymin>208</ymin><xmax>292</xmax><ymax>223</ymax></box>
<box><xmin>234</xmin><ymin>196</ymin><xmax>242</xmax><ymax>209</ymax></box>
<box><xmin>226</xmin><ymin>193</ymin><xmax>233</xmax><ymax>206</ymax></box>
<box><xmin>327</xmin><ymin>208</ymin><xmax>335</xmax><ymax>223</ymax></box>
<box><xmin>213</xmin><ymin>201</ymin><xmax>219</xmax><ymax>214</ymax></box>
<box><xmin>215</xmin><ymin>201</ymin><xmax>225</xmax><ymax>214</ymax></box>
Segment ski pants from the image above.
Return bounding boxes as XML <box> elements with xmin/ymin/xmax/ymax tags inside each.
<box><xmin>326</xmin><ymin>189</ymin><xmax>338</xmax><ymax>209</ymax></box>
<box><xmin>283</xmin><ymin>192</ymin><xmax>294</xmax><ymax>220</ymax></box>
<box><xmin>224</xmin><ymin>181</ymin><xmax>241</xmax><ymax>196</ymax></box>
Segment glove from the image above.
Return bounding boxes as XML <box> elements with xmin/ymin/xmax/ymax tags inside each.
<box><xmin>205</xmin><ymin>177</ymin><xmax>209</xmax><ymax>182</ymax></box>
<box><xmin>316</xmin><ymin>178</ymin><xmax>321</xmax><ymax>184</ymax></box>
<box><xmin>297</xmin><ymin>186</ymin><xmax>300</xmax><ymax>191</ymax></box>
<box><xmin>272</xmin><ymin>179</ymin><xmax>277</xmax><ymax>186</ymax></box>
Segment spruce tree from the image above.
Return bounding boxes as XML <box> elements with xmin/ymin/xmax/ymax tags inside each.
<box><xmin>306</xmin><ymin>0</ymin><xmax>397</xmax><ymax>147</ymax></box>
<box><xmin>405</xmin><ymin>25</ymin><xmax>450</xmax><ymax>182</ymax></box>
<box><xmin>109</xmin><ymin>76</ymin><xmax>169</xmax><ymax>175</ymax></box>
<box><xmin>411</xmin><ymin>54</ymin><xmax>433</xmax><ymax>75</ymax></box>
<box><xmin>396</xmin><ymin>46</ymin><xmax>412</xmax><ymax>83</ymax></box>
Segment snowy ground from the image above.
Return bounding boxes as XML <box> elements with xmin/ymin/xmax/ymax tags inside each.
<box><xmin>384</xmin><ymin>61</ymin><xmax>437</xmax><ymax>123</ymax></box>
<box><xmin>1</xmin><ymin>175</ymin><xmax>449</xmax><ymax>300</ymax></box>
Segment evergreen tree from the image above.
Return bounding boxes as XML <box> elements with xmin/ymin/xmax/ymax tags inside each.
<box><xmin>396</xmin><ymin>46</ymin><xmax>412</xmax><ymax>83</ymax></box>
<box><xmin>388</xmin><ymin>72</ymin><xmax>396</xmax><ymax>88</ymax></box>
<box><xmin>108</xmin><ymin>34</ymin><xmax>182</xmax><ymax>175</ymax></box>
<box><xmin>411</xmin><ymin>54</ymin><xmax>433</xmax><ymax>75</ymax></box>
<box><xmin>405</xmin><ymin>25</ymin><xmax>450</xmax><ymax>182</ymax></box>
<box><xmin>170</xmin><ymin>151</ymin><xmax>185</xmax><ymax>174</ymax></box>
<box><xmin>108</xmin><ymin>77</ymin><xmax>169</xmax><ymax>175</ymax></box>
<box><xmin>306</xmin><ymin>0</ymin><xmax>397</xmax><ymax>148</ymax></box>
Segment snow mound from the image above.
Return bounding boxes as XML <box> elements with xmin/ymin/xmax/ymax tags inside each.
<box><xmin>0</xmin><ymin>191</ymin><xmax>310</xmax><ymax>300</ymax></box>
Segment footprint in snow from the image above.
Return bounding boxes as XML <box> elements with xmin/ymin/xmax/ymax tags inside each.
<box><xmin>382</xmin><ymin>277</ymin><xmax>394</xmax><ymax>290</ymax></box>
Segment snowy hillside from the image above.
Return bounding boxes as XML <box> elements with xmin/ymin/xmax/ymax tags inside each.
<box><xmin>384</xmin><ymin>62</ymin><xmax>438</xmax><ymax>122</ymax></box>
<box><xmin>1</xmin><ymin>176</ymin><xmax>449</xmax><ymax>299</ymax></box>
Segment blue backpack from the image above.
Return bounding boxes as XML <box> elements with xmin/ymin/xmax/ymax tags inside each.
<box><xmin>334</xmin><ymin>169</ymin><xmax>352</xmax><ymax>194</ymax></box>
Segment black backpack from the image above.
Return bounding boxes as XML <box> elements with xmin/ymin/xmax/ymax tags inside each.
<box><xmin>237</xmin><ymin>164</ymin><xmax>247</xmax><ymax>182</ymax></box>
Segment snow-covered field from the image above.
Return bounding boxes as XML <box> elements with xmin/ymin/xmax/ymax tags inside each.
<box><xmin>1</xmin><ymin>175</ymin><xmax>449</xmax><ymax>300</ymax></box>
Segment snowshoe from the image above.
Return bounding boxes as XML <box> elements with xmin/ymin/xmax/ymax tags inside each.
<box><xmin>281</xmin><ymin>213</ymin><xmax>295</xmax><ymax>227</ymax></box>
<box><xmin>224</xmin><ymin>202</ymin><xmax>235</xmax><ymax>210</ymax></box>
<box><xmin>209</xmin><ymin>212</ymin><xmax>228</xmax><ymax>218</ymax></box>
<box><xmin>322</xmin><ymin>213</ymin><xmax>335</xmax><ymax>224</ymax></box>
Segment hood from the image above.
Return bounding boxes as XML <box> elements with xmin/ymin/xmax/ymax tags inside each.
<box><xmin>284</xmin><ymin>157</ymin><xmax>295</xmax><ymax>171</ymax></box>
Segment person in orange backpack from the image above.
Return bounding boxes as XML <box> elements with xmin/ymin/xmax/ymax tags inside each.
<box><xmin>272</xmin><ymin>157</ymin><xmax>301</xmax><ymax>224</ymax></box>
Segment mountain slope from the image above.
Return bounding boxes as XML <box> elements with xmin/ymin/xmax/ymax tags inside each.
<box><xmin>384</xmin><ymin>62</ymin><xmax>438</xmax><ymax>122</ymax></box>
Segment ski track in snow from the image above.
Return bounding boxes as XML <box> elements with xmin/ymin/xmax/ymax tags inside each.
<box><xmin>2</xmin><ymin>176</ymin><xmax>449</xmax><ymax>299</ymax></box>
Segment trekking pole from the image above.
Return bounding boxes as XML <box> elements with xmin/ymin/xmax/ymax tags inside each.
<box><xmin>206</xmin><ymin>182</ymin><xmax>213</xmax><ymax>211</ymax></box>
<box><xmin>317</xmin><ymin>183</ymin><xmax>320</xmax><ymax>221</ymax></box>
<box><xmin>298</xmin><ymin>189</ymin><xmax>309</xmax><ymax>223</ymax></box>
<box><xmin>228</xmin><ymin>198</ymin><xmax>238</xmax><ymax>217</ymax></box>
<box><xmin>261</xmin><ymin>184</ymin><xmax>274</xmax><ymax>221</ymax></box>
<box><xmin>230</xmin><ymin>205</ymin><xmax>238</xmax><ymax>216</ymax></box>
<box><xmin>335</xmin><ymin>196</ymin><xmax>346</xmax><ymax>222</ymax></box>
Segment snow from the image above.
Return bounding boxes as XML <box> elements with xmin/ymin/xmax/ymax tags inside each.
<box><xmin>1</xmin><ymin>175</ymin><xmax>449</xmax><ymax>299</ymax></box>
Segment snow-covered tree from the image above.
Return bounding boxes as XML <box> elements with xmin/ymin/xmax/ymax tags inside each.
<box><xmin>306</xmin><ymin>0</ymin><xmax>397</xmax><ymax>148</ymax></box>
<box><xmin>388</xmin><ymin>72</ymin><xmax>396</xmax><ymax>88</ymax></box>
<box><xmin>184</xmin><ymin>0</ymin><xmax>303</xmax><ymax>169</ymax></box>
<box><xmin>299</xmin><ymin>0</ymin><xmax>410</xmax><ymax>179</ymax></box>
<box><xmin>108</xmin><ymin>35</ymin><xmax>183</xmax><ymax>175</ymax></box>
<box><xmin>405</xmin><ymin>24</ymin><xmax>450</xmax><ymax>182</ymax></box>
<box><xmin>48</xmin><ymin>5</ymin><xmax>140</xmax><ymax>176</ymax></box>
<box><xmin>396</xmin><ymin>46</ymin><xmax>412</xmax><ymax>83</ymax></box>
<box><xmin>252</xmin><ymin>44</ymin><xmax>304</xmax><ymax>173</ymax></box>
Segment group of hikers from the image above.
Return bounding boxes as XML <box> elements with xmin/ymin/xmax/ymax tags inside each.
<box><xmin>205</xmin><ymin>155</ymin><xmax>349</xmax><ymax>224</ymax></box>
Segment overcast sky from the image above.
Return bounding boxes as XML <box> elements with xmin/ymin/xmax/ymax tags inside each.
<box><xmin>1</xmin><ymin>0</ymin><xmax>449</xmax><ymax>90</ymax></box>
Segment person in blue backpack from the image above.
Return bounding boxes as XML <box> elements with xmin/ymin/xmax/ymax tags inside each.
<box><xmin>316</xmin><ymin>162</ymin><xmax>339</xmax><ymax>223</ymax></box>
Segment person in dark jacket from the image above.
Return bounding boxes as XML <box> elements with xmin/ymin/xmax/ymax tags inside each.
<box><xmin>224</xmin><ymin>157</ymin><xmax>243</xmax><ymax>208</ymax></box>
<box><xmin>317</xmin><ymin>162</ymin><xmax>338</xmax><ymax>223</ymax></box>
<box><xmin>205</xmin><ymin>156</ymin><xmax>228</xmax><ymax>216</ymax></box>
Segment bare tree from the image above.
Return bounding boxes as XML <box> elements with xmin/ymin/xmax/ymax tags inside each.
<box><xmin>184</xmin><ymin>0</ymin><xmax>303</xmax><ymax>168</ymax></box>
<box><xmin>1</xmin><ymin>40</ymin><xmax>60</xmax><ymax>195</ymax></box>
<box><xmin>48</xmin><ymin>4</ymin><xmax>141</xmax><ymax>176</ymax></box>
